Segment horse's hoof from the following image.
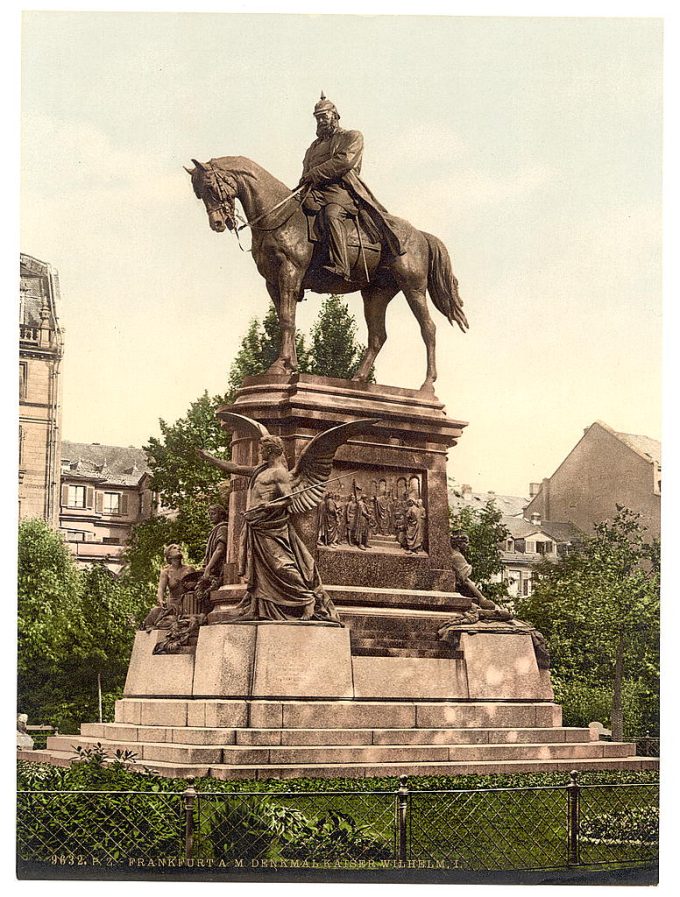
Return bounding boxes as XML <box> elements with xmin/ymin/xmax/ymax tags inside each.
<box><xmin>420</xmin><ymin>380</ymin><xmax>437</xmax><ymax>395</ymax></box>
<box><xmin>266</xmin><ymin>361</ymin><xmax>291</xmax><ymax>376</ymax></box>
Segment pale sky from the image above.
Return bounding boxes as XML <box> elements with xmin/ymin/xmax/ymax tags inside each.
<box><xmin>18</xmin><ymin>10</ymin><xmax>664</xmax><ymax>497</ymax></box>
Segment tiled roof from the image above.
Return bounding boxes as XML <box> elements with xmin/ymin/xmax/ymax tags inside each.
<box><xmin>61</xmin><ymin>441</ymin><xmax>150</xmax><ymax>487</ymax></box>
<box><xmin>614</xmin><ymin>431</ymin><xmax>661</xmax><ymax>465</ymax></box>
<box><xmin>502</xmin><ymin>516</ymin><xmax>583</xmax><ymax>544</ymax></box>
<box><xmin>449</xmin><ymin>488</ymin><xmax>528</xmax><ymax>518</ymax></box>
<box><xmin>539</xmin><ymin>520</ymin><xmax>584</xmax><ymax>543</ymax></box>
<box><xmin>503</xmin><ymin>517</ymin><xmax>540</xmax><ymax>539</ymax></box>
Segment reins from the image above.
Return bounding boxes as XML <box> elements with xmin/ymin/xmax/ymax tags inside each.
<box><xmin>206</xmin><ymin>165</ymin><xmax>308</xmax><ymax>252</ymax></box>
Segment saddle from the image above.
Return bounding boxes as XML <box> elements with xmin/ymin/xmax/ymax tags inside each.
<box><xmin>303</xmin><ymin>205</ymin><xmax>382</xmax><ymax>253</ymax></box>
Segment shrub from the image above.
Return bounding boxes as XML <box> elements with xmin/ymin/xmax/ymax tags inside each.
<box><xmin>580</xmin><ymin>807</ymin><xmax>659</xmax><ymax>846</ymax></box>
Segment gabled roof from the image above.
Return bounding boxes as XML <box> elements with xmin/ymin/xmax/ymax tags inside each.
<box><xmin>61</xmin><ymin>441</ymin><xmax>150</xmax><ymax>487</ymax></box>
<box><xmin>502</xmin><ymin>515</ymin><xmax>583</xmax><ymax>544</ymax></box>
<box><xmin>529</xmin><ymin>421</ymin><xmax>661</xmax><ymax>504</ymax></box>
<box><xmin>586</xmin><ymin>421</ymin><xmax>660</xmax><ymax>466</ymax></box>
<box><xmin>614</xmin><ymin>431</ymin><xmax>661</xmax><ymax>466</ymax></box>
<box><xmin>503</xmin><ymin>517</ymin><xmax>541</xmax><ymax>539</ymax></box>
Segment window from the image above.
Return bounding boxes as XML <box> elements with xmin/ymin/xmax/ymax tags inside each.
<box><xmin>523</xmin><ymin>577</ymin><xmax>532</xmax><ymax>596</ymax></box>
<box><xmin>536</xmin><ymin>540</ymin><xmax>554</xmax><ymax>555</ymax></box>
<box><xmin>506</xmin><ymin>539</ymin><xmax>514</xmax><ymax>551</ymax></box>
<box><xmin>103</xmin><ymin>536</ymin><xmax>121</xmax><ymax>545</ymax></box>
<box><xmin>67</xmin><ymin>485</ymin><xmax>86</xmax><ymax>508</ymax></box>
<box><xmin>65</xmin><ymin>530</ymin><xmax>86</xmax><ymax>542</ymax></box>
<box><xmin>103</xmin><ymin>492</ymin><xmax>121</xmax><ymax>515</ymax></box>
<box><xmin>19</xmin><ymin>363</ymin><xmax>28</xmax><ymax>400</ymax></box>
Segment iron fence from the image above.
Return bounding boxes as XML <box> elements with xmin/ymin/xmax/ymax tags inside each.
<box><xmin>16</xmin><ymin>773</ymin><xmax>659</xmax><ymax>872</ymax></box>
<box><xmin>635</xmin><ymin>738</ymin><xmax>660</xmax><ymax>758</ymax></box>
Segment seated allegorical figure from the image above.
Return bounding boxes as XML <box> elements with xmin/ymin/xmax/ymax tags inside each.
<box><xmin>141</xmin><ymin>544</ymin><xmax>196</xmax><ymax>630</ymax></box>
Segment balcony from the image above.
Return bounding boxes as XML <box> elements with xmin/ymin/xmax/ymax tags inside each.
<box><xmin>20</xmin><ymin>325</ymin><xmax>40</xmax><ymax>343</ymax></box>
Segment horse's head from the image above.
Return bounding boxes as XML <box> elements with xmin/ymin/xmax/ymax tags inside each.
<box><xmin>186</xmin><ymin>159</ymin><xmax>237</xmax><ymax>233</ymax></box>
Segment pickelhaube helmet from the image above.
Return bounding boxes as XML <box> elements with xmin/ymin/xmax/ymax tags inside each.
<box><xmin>313</xmin><ymin>91</ymin><xmax>339</xmax><ymax>119</ymax></box>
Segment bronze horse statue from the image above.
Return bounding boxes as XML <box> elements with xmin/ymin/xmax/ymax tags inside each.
<box><xmin>187</xmin><ymin>156</ymin><xmax>468</xmax><ymax>390</ymax></box>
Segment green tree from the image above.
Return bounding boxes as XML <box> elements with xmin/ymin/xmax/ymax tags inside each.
<box><xmin>18</xmin><ymin>520</ymin><xmax>145</xmax><ymax>731</ymax></box>
<box><xmin>145</xmin><ymin>390</ymin><xmax>228</xmax><ymax>512</ymax></box>
<box><xmin>70</xmin><ymin>565</ymin><xmax>146</xmax><ymax>704</ymax></box>
<box><xmin>18</xmin><ymin>520</ymin><xmax>85</xmax><ymax>726</ymax></box>
<box><xmin>133</xmin><ymin>391</ymin><xmax>233</xmax><ymax>591</ymax></box>
<box><xmin>227</xmin><ymin>306</ymin><xmax>310</xmax><ymax>395</ymax></box>
<box><xmin>517</xmin><ymin>508</ymin><xmax>659</xmax><ymax>740</ymax></box>
<box><xmin>306</xmin><ymin>294</ymin><xmax>371</xmax><ymax>380</ymax></box>
<box><xmin>449</xmin><ymin>498</ymin><xmax>510</xmax><ymax>603</ymax></box>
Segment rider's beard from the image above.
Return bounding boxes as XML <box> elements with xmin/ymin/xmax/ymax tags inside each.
<box><xmin>316</xmin><ymin>119</ymin><xmax>337</xmax><ymax>139</ymax></box>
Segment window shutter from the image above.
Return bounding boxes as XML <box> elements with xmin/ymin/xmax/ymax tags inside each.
<box><xmin>61</xmin><ymin>484</ymin><xmax>69</xmax><ymax>506</ymax></box>
<box><xmin>120</xmin><ymin>493</ymin><xmax>129</xmax><ymax>516</ymax></box>
<box><xmin>93</xmin><ymin>489</ymin><xmax>101</xmax><ymax>512</ymax></box>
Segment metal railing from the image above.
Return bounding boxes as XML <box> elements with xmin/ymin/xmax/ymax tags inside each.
<box><xmin>17</xmin><ymin>772</ymin><xmax>658</xmax><ymax>872</ymax></box>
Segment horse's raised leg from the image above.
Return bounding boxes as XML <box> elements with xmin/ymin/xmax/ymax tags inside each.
<box><xmin>402</xmin><ymin>287</ymin><xmax>438</xmax><ymax>391</ymax></box>
<box><xmin>352</xmin><ymin>284</ymin><xmax>398</xmax><ymax>382</ymax></box>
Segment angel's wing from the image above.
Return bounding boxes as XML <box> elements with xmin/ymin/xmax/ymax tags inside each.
<box><xmin>289</xmin><ymin>419</ymin><xmax>380</xmax><ymax>515</ymax></box>
<box><xmin>215</xmin><ymin>410</ymin><xmax>270</xmax><ymax>440</ymax></box>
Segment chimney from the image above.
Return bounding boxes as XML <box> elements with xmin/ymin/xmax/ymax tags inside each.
<box><xmin>530</xmin><ymin>512</ymin><xmax>541</xmax><ymax>526</ymax></box>
<box><xmin>529</xmin><ymin>482</ymin><xmax>541</xmax><ymax>498</ymax></box>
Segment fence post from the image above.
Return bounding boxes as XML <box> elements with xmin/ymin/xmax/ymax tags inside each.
<box><xmin>566</xmin><ymin>769</ymin><xmax>581</xmax><ymax>866</ymax></box>
<box><xmin>182</xmin><ymin>776</ymin><xmax>197</xmax><ymax>860</ymax></box>
<box><xmin>397</xmin><ymin>774</ymin><xmax>409</xmax><ymax>863</ymax></box>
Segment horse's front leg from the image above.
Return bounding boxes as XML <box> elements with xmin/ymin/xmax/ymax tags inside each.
<box><xmin>353</xmin><ymin>284</ymin><xmax>397</xmax><ymax>382</ymax></box>
<box><xmin>264</xmin><ymin>281</ymin><xmax>288</xmax><ymax>375</ymax></box>
<box><xmin>274</xmin><ymin>261</ymin><xmax>302</xmax><ymax>373</ymax></box>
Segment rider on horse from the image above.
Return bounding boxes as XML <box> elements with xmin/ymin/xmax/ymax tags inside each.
<box><xmin>298</xmin><ymin>93</ymin><xmax>406</xmax><ymax>280</ymax></box>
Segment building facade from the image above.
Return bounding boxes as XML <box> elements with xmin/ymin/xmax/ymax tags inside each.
<box><xmin>501</xmin><ymin>513</ymin><xmax>583</xmax><ymax>599</ymax></box>
<box><xmin>59</xmin><ymin>442</ymin><xmax>155</xmax><ymax>573</ymax></box>
<box><xmin>19</xmin><ymin>254</ymin><xmax>64</xmax><ymax>526</ymax></box>
<box><xmin>448</xmin><ymin>484</ymin><xmax>581</xmax><ymax>599</ymax></box>
<box><xmin>525</xmin><ymin>421</ymin><xmax>661</xmax><ymax>540</ymax></box>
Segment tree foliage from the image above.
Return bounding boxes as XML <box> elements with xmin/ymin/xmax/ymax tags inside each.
<box><xmin>517</xmin><ymin>508</ymin><xmax>659</xmax><ymax>739</ymax></box>
<box><xmin>18</xmin><ymin>519</ymin><xmax>82</xmax><ymax>681</ymax></box>
<box><xmin>145</xmin><ymin>391</ymin><xmax>228</xmax><ymax>512</ymax></box>
<box><xmin>17</xmin><ymin>520</ymin><xmax>145</xmax><ymax>732</ymax></box>
<box><xmin>449</xmin><ymin>498</ymin><xmax>510</xmax><ymax>602</ymax></box>
<box><xmin>306</xmin><ymin>294</ymin><xmax>372</xmax><ymax>380</ymax></box>
<box><xmin>226</xmin><ymin>306</ymin><xmax>310</xmax><ymax>395</ymax></box>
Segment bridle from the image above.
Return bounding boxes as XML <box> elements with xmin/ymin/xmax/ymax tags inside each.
<box><xmin>196</xmin><ymin>163</ymin><xmax>306</xmax><ymax>252</ymax></box>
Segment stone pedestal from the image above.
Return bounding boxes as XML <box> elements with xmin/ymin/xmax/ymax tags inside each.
<box><xmin>24</xmin><ymin>374</ymin><xmax>657</xmax><ymax>778</ymax></box>
<box><xmin>209</xmin><ymin>373</ymin><xmax>474</xmax><ymax>654</ymax></box>
<box><xmin>122</xmin><ymin>621</ymin><xmax>549</xmax><ymax>702</ymax></box>
<box><xmin>219</xmin><ymin>372</ymin><xmax>468</xmax><ymax>591</ymax></box>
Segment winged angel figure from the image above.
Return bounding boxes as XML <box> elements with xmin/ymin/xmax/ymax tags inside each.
<box><xmin>197</xmin><ymin>413</ymin><xmax>379</xmax><ymax>624</ymax></box>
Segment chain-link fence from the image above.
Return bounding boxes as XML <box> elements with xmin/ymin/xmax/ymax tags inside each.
<box><xmin>17</xmin><ymin>773</ymin><xmax>659</xmax><ymax>873</ymax></box>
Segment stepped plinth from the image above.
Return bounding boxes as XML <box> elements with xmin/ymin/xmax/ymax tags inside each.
<box><xmin>21</xmin><ymin>375</ymin><xmax>657</xmax><ymax>778</ymax></box>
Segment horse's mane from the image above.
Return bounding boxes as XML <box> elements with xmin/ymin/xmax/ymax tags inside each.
<box><xmin>207</xmin><ymin>156</ymin><xmax>290</xmax><ymax>193</ymax></box>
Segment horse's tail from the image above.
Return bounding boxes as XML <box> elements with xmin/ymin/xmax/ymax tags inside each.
<box><xmin>422</xmin><ymin>231</ymin><xmax>469</xmax><ymax>332</ymax></box>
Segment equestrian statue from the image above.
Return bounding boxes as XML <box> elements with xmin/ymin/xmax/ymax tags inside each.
<box><xmin>187</xmin><ymin>93</ymin><xmax>468</xmax><ymax>391</ymax></box>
